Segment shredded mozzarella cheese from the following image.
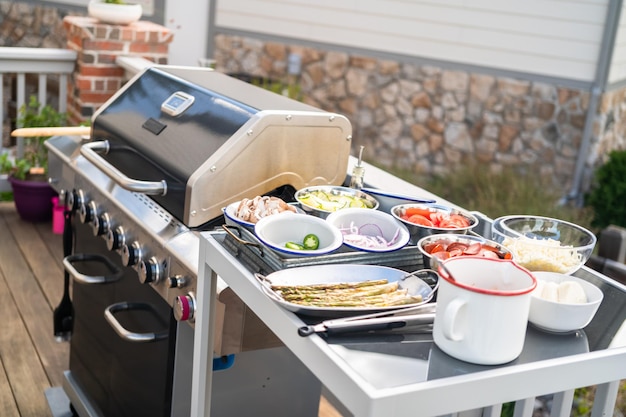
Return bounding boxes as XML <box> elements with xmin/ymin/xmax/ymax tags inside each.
<box><xmin>502</xmin><ymin>236</ymin><xmax>582</xmax><ymax>273</ymax></box>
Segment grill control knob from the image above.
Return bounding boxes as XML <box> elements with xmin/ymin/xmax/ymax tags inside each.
<box><xmin>79</xmin><ymin>201</ymin><xmax>96</xmax><ymax>224</ymax></box>
<box><xmin>106</xmin><ymin>226</ymin><xmax>126</xmax><ymax>251</ymax></box>
<box><xmin>168</xmin><ymin>275</ymin><xmax>187</xmax><ymax>289</ymax></box>
<box><xmin>91</xmin><ymin>212</ymin><xmax>110</xmax><ymax>236</ymax></box>
<box><xmin>68</xmin><ymin>189</ymin><xmax>85</xmax><ymax>213</ymax></box>
<box><xmin>139</xmin><ymin>257</ymin><xmax>163</xmax><ymax>284</ymax></box>
<box><xmin>121</xmin><ymin>241</ymin><xmax>141</xmax><ymax>267</ymax></box>
<box><xmin>174</xmin><ymin>293</ymin><xmax>196</xmax><ymax>322</ymax></box>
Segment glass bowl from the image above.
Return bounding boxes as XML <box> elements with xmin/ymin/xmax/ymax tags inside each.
<box><xmin>491</xmin><ymin>215</ymin><xmax>596</xmax><ymax>275</ymax></box>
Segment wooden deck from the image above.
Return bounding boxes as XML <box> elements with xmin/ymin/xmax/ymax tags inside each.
<box><xmin>0</xmin><ymin>201</ymin><xmax>340</xmax><ymax>417</ymax></box>
<box><xmin>0</xmin><ymin>201</ymin><xmax>67</xmax><ymax>417</ymax></box>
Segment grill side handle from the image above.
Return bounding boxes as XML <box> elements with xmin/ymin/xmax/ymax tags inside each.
<box><xmin>80</xmin><ymin>140</ymin><xmax>168</xmax><ymax>196</ymax></box>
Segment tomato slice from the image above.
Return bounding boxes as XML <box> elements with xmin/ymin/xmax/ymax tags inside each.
<box><xmin>432</xmin><ymin>251</ymin><xmax>450</xmax><ymax>261</ymax></box>
<box><xmin>438</xmin><ymin>219</ymin><xmax>460</xmax><ymax>229</ymax></box>
<box><xmin>449</xmin><ymin>214</ymin><xmax>471</xmax><ymax>227</ymax></box>
<box><xmin>404</xmin><ymin>207</ymin><xmax>433</xmax><ymax>218</ymax></box>
<box><xmin>429</xmin><ymin>212</ymin><xmax>447</xmax><ymax>227</ymax></box>
<box><xmin>429</xmin><ymin>243</ymin><xmax>446</xmax><ymax>254</ymax></box>
<box><xmin>407</xmin><ymin>214</ymin><xmax>433</xmax><ymax>227</ymax></box>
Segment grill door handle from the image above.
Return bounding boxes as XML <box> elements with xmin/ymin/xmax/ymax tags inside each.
<box><xmin>80</xmin><ymin>140</ymin><xmax>168</xmax><ymax>196</ymax></box>
<box><xmin>63</xmin><ymin>254</ymin><xmax>123</xmax><ymax>284</ymax></box>
<box><xmin>104</xmin><ymin>302</ymin><xmax>168</xmax><ymax>343</ymax></box>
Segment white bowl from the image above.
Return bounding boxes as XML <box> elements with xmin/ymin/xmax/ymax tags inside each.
<box><xmin>528</xmin><ymin>271</ymin><xmax>604</xmax><ymax>333</ymax></box>
<box><xmin>254</xmin><ymin>212</ymin><xmax>343</xmax><ymax>258</ymax></box>
<box><xmin>325</xmin><ymin>208</ymin><xmax>410</xmax><ymax>252</ymax></box>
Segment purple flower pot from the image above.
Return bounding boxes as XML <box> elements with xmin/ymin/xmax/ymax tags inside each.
<box><xmin>8</xmin><ymin>176</ymin><xmax>58</xmax><ymax>222</ymax></box>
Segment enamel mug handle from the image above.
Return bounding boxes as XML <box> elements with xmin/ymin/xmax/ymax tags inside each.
<box><xmin>442</xmin><ymin>298</ymin><xmax>466</xmax><ymax>341</ymax></box>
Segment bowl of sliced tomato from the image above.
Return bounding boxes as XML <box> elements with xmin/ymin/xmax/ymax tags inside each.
<box><xmin>390</xmin><ymin>203</ymin><xmax>478</xmax><ymax>244</ymax></box>
<box><xmin>417</xmin><ymin>233</ymin><xmax>513</xmax><ymax>269</ymax></box>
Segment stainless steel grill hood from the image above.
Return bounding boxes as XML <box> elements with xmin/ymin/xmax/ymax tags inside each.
<box><xmin>82</xmin><ymin>66</ymin><xmax>353</xmax><ymax>227</ymax></box>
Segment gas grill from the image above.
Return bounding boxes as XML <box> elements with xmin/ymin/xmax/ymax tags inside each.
<box><xmin>45</xmin><ymin>66</ymin><xmax>352</xmax><ymax>417</ymax></box>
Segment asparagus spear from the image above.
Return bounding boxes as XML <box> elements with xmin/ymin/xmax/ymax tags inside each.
<box><xmin>271</xmin><ymin>279</ymin><xmax>389</xmax><ymax>293</ymax></box>
<box><xmin>271</xmin><ymin>279</ymin><xmax>423</xmax><ymax>307</ymax></box>
<box><xmin>280</xmin><ymin>282</ymin><xmax>399</xmax><ymax>300</ymax></box>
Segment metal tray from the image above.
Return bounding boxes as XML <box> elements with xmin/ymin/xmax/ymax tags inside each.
<box><xmin>219</xmin><ymin>224</ymin><xmax>426</xmax><ymax>275</ymax></box>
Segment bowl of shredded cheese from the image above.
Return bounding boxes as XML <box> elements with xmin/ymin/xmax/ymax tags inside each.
<box><xmin>491</xmin><ymin>215</ymin><xmax>596</xmax><ymax>275</ymax></box>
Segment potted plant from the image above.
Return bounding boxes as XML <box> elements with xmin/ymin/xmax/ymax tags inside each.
<box><xmin>88</xmin><ymin>0</ymin><xmax>143</xmax><ymax>25</ymax></box>
<box><xmin>0</xmin><ymin>96</ymin><xmax>66</xmax><ymax>222</ymax></box>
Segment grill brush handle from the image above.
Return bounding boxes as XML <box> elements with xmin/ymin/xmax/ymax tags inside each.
<box><xmin>104</xmin><ymin>302</ymin><xmax>168</xmax><ymax>343</ymax></box>
<box><xmin>80</xmin><ymin>141</ymin><xmax>168</xmax><ymax>196</ymax></box>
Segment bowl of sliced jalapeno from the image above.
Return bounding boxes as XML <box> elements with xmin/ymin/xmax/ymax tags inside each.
<box><xmin>295</xmin><ymin>185</ymin><xmax>379</xmax><ymax>219</ymax></box>
<box><xmin>254</xmin><ymin>212</ymin><xmax>344</xmax><ymax>258</ymax></box>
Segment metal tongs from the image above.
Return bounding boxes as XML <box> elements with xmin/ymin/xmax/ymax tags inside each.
<box><xmin>298</xmin><ymin>302</ymin><xmax>436</xmax><ymax>337</ymax></box>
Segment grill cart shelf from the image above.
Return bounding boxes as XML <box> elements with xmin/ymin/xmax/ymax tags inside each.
<box><xmin>193</xmin><ymin>162</ymin><xmax>626</xmax><ymax>417</ymax></box>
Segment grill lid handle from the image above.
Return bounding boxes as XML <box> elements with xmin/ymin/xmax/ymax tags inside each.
<box><xmin>80</xmin><ymin>140</ymin><xmax>168</xmax><ymax>196</ymax></box>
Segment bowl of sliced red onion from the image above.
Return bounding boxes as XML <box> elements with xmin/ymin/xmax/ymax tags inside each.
<box><xmin>326</xmin><ymin>208</ymin><xmax>410</xmax><ymax>252</ymax></box>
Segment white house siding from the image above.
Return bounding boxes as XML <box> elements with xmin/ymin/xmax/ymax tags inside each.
<box><xmin>215</xmin><ymin>0</ymin><xmax>607</xmax><ymax>83</ymax></box>
<box><xmin>608</xmin><ymin>2</ymin><xmax>626</xmax><ymax>85</ymax></box>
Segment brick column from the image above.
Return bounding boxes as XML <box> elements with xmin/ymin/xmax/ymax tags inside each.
<box><xmin>62</xmin><ymin>16</ymin><xmax>173</xmax><ymax>125</ymax></box>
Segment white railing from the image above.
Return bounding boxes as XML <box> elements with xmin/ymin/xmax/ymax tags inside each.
<box><xmin>0</xmin><ymin>47</ymin><xmax>77</xmax><ymax>158</ymax></box>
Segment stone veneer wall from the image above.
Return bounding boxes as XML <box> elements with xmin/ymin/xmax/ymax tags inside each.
<box><xmin>0</xmin><ymin>1</ymin><xmax>71</xmax><ymax>48</ymax></box>
<box><xmin>214</xmin><ymin>34</ymin><xmax>626</xmax><ymax>194</ymax></box>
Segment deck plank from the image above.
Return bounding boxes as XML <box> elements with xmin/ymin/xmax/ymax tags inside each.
<box><xmin>0</xmin><ymin>254</ymin><xmax>52</xmax><ymax>417</ymax></box>
<box><xmin>0</xmin><ymin>203</ymin><xmax>68</xmax><ymax>401</ymax></box>
<box><xmin>0</xmin><ymin>355</ymin><xmax>20</xmax><ymax>417</ymax></box>
<box><xmin>6</xmin><ymin>208</ymin><xmax>64</xmax><ymax>310</ymax></box>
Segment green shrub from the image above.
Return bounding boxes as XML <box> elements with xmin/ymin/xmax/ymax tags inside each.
<box><xmin>585</xmin><ymin>150</ymin><xmax>626</xmax><ymax>230</ymax></box>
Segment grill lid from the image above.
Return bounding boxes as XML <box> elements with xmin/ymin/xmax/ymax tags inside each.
<box><xmin>86</xmin><ymin>66</ymin><xmax>352</xmax><ymax>227</ymax></box>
